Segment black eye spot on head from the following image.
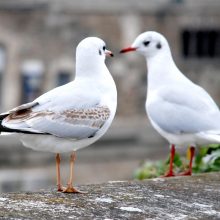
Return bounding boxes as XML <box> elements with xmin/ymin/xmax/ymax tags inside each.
<box><xmin>103</xmin><ymin>46</ymin><xmax>106</xmax><ymax>51</ymax></box>
<box><xmin>143</xmin><ymin>41</ymin><xmax>150</xmax><ymax>47</ymax></box>
<box><xmin>156</xmin><ymin>42</ymin><xmax>162</xmax><ymax>49</ymax></box>
<box><xmin>99</xmin><ymin>49</ymin><xmax>102</xmax><ymax>55</ymax></box>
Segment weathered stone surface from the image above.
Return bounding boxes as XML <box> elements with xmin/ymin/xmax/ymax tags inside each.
<box><xmin>0</xmin><ymin>172</ymin><xmax>219</xmax><ymax>219</ymax></box>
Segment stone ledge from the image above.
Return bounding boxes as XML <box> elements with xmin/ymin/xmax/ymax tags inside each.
<box><xmin>0</xmin><ymin>172</ymin><xmax>219</xmax><ymax>219</ymax></box>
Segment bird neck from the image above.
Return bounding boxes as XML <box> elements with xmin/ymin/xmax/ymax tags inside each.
<box><xmin>146</xmin><ymin>51</ymin><xmax>188</xmax><ymax>92</ymax></box>
<box><xmin>75</xmin><ymin>53</ymin><xmax>104</xmax><ymax>78</ymax></box>
<box><xmin>75</xmin><ymin>54</ymin><xmax>116</xmax><ymax>97</ymax></box>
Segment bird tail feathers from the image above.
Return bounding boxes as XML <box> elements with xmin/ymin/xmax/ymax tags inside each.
<box><xmin>198</xmin><ymin>132</ymin><xmax>220</xmax><ymax>144</ymax></box>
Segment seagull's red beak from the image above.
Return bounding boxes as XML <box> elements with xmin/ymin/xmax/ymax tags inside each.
<box><xmin>105</xmin><ymin>50</ymin><xmax>114</xmax><ymax>57</ymax></box>
<box><xmin>120</xmin><ymin>47</ymin><xmax>137</xmax><ymax>53</ymax></box>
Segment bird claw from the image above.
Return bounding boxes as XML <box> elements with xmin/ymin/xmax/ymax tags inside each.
<box><xmin>177</xmin><ymin>170</ymin><xmax>192</xmax><ymax>176</ymax></box>
<box><xmin>62</xmin><ymin>185</ymin><xmax>87</xmax><ymax>194</ymax></box>
<box><xmin>162</xmin><ymin>171</ymin><xmax>176</xmax><ymax>177</ymax></box>
<box><xmin>57</xmin><ymin>184</ymin><xmax>65</xmax><ymax>192</ymax></box>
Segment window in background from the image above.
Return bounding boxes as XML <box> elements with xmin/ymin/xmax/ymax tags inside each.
<box><xmin>21</xmin><ymin>60</ymin><xmax>44</xmax><ymax>103</ymax></box>
<box><xmin>56</xmin><ymin>70</ymin><xmax>71</xmax><ymax>86</ymax></box>
<box><xmin>0</xmin><ymin>45</ymin><xmax>6</xmax><ymax>110</ymax></box>
<box><xmin>181</xmin><ymin>30</ymin><xmax>220</xmax><ymax>58</ymax></box>
<box><xmin>172</xmin><ymin>0</ymin><xmax>184</xmax><ymax>3</ymax></box>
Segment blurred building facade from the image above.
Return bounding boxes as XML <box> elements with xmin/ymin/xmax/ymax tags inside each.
<box><xmin>0</xmin><ymin>0</ymin><xmax>220</xmax><ymax>115</ymax></box>
<box><xmin>0</xmin><ymin>0</ymin><xmax>220</xmax><ymax>192</ymax></box>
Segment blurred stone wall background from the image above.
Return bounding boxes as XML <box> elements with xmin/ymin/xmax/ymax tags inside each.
<box><xmin>0</xmin><ymin>0</ymin><xmax>220</xmax><ymax>192</ymax></box>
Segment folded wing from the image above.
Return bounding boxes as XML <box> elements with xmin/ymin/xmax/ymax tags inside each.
<box><xmin>2</xmin><ymin>102</ymin><xmax>110</xmax><ymax>139</ymax></box>
<box><xmin>147</xmin><ymin>85</ymin><xmax>220</xmax><ymax>135</ymax></box>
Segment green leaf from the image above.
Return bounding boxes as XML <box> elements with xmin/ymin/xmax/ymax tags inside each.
<box><xmin>173</xmin><ymin>153</ymin><xmax>182</xmax><ymax>167</ymax></box>
<box><xmin>134</xmin><ymin>144</ymin><xmax>220</xmax><ymax>180</ymax></box>
<box><xmin>213</xmin><ymin>157</ymin><xmax>220</xmax><ymax>167</ymax></box>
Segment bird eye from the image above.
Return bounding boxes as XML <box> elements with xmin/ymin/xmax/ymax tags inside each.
<box><xmin>103</xmin><ymin>46</ymin><xmax>106</xmax><ymax>51</ymax></box>
<box><xmin>143</xmin><ymin>41</ymin><xmax>150</xmax><ymax>47</ymax></box>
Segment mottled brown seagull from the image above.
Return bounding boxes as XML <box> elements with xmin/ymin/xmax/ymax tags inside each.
<box><xmin>0</xmin><ymin>37</ymin><xmax>117</xmax><ymax>193</ymax></box>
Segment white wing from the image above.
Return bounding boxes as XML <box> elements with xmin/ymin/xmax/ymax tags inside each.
<box><xmin>147</xmin><ymin>84</ymin><xmax>220</xmax><ymax>135</ymax></box>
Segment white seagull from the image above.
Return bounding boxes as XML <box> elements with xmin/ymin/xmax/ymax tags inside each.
<box><xmin>120</xmin><ymin>31</ymin><xmax>220</xmax><ymax>177</ymax></box>
<box><xmin>0</xmin><ymin>37</ymin><xmax>117</xmax><ymax>192</ymax></box>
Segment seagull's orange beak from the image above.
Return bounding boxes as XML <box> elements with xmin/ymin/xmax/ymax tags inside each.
<box><xmin>120</xmin><ymin>47</ymin><xmax>137</xmax><ymax>53</ymax></box>
<box><xmin>105</xmin><ymin>49</ymin><xmax>114</xmax><ymax>57</ymax></box>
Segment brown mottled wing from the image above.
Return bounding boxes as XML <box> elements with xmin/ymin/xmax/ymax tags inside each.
<box><xmin>9</xmin><ymin>102</ymin><xmax>39</xmax><ymax>114</ymax></box>
<box><xmin>2</xmin><ymin>106</ymin><xmax>111</xmax><ymax>139</ymax></box>
<box><xmin>0</xmin><ymin>101</ymin><xmax>38</xmax><ymax>119</ymax></box>
<box><xmin>58</xmin><ymin>107</ymin><xmax>110</xmax><ymax>130</ymax></box>
<box><xmin>1</xmin><ymin>101</ymin><xmax>47</xmax><ymax>134</ymax></box>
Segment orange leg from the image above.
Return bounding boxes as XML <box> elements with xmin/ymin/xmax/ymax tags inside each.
<box><xmin>56</xmin><ymin>153</ymin><xmax>64</xmax><ymax>192</ymax></box>
<box><xmin>163</xmin><ymin>144</ymin><xmax>176</xmax><ymax>177</ymax></box>
<box><xmin>62</xmin><ymin>152</ymin><xmax>84</xmax><ymax>193</ymax></box>
<box><xmin>178</xmin><ymin>146</ymin><xmax>195</xmax><ymax>176</ymax></box>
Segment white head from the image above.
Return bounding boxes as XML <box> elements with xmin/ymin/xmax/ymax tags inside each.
<box><xmin>76</xmin><ymin>37</ymin><xmax>113</xmax><ymax>63</ymax></box>
<box><xmin>75</xmin><ymin>37</ymin><xmax>113</xmax><ymax>77</ymax></box>
<box><xmin>120</xmin><ymin>31</ymin><xmax>171</xmax><ymax>58</ymax></box>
